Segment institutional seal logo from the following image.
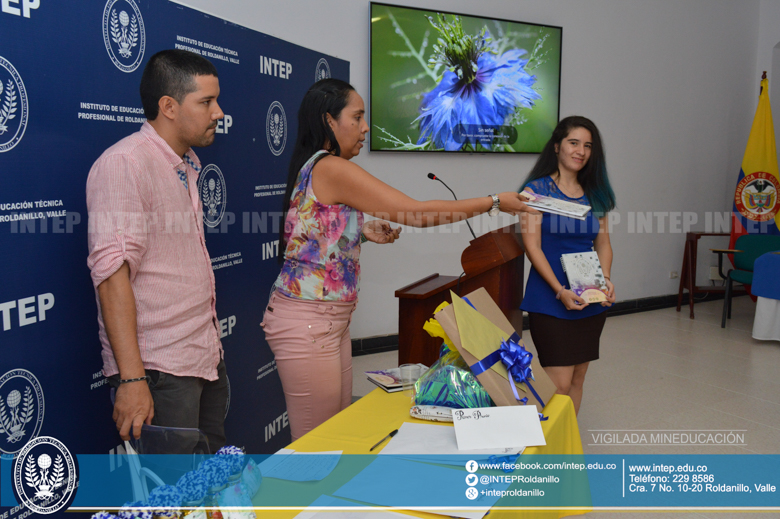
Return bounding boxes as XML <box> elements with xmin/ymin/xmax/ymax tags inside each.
<box><xmin>315</xmin><ymin>58</ymin><xmax>331</xmax><ymax>82</ymax></box>
<box><xmin>266</xmin><ymin>101</ymin><xmax>287</xmax><ymax>157</ymax></box>
<box><xmin>102</xmin><ymin>0</ymin><xmax>146</xmax><ymax>73</ymax></box>
<box><xmin>198</xmin><ymin>164</ymin><xmax>227</xmax><ymax>228</ymax></box>
<box><xmin>0</xmin><ymin>369</ymin><xmax>44</xmax><ymax>456</ymax></box>
<box><xmin>0</xmin><ymin>56</ymin><xmax>29</xmax><ymax>153</ymax></box>
<box><xmin>13</xmin><ymin>436</ymin><xmax>77</xmax><ymax>515</ymax></box>
<box><xmin>734</xmin><ymin>171</ymin><xmax>779</xmax><ymax>222</ymax></box>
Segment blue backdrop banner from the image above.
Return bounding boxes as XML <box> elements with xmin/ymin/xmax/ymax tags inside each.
<box><xmin>0</xmin><ymin>1</ymin><xmax>348</xmax><ymax>514</ymax></box>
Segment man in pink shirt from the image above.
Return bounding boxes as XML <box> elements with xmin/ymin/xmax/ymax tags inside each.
<box><xmin>87</xmin><ymin>50</ymin><xmax>227</xmax><ymax>453</ymax></box>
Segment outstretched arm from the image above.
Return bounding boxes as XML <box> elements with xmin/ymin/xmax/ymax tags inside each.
<box><xmin>311</xmin><ymin>156</ymin><xmax>537</xmax><ymax>227</ymax></box>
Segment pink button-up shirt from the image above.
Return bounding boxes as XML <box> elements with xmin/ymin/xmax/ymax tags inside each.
<box><xmin>87</xmin><ymin>122</ymin><xmax>222</xmax><ymax>380</ymax></box>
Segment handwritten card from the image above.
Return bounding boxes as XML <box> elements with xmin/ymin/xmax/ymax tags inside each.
<box><xmin>452</xmin><ymin>406</ymin><xmax>545</xmax><ymax>451</ymax></box>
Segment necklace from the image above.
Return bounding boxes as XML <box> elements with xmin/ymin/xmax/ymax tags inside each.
<box><xmin>551</xmin><ymin>172</ymin><xmax>584</xmax><ymax>199</ymax></box>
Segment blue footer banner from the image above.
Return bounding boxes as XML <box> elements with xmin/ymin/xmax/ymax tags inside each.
<box><xmin>1</xmin><ymin>2</ymin><xmax>347</xmax><ymax>516</ymax></box>
<box><xmin>4</xmin><ymin>454</ymin><xmax>780</xmax><ymax>514</ymax></box>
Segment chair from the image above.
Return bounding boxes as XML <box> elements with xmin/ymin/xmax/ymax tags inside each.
<box><xmin>125</xmin><ymin>424</ymin><xmax>210</xmax><ymax>501</ymax></box>
<box><xmin>713</xmin><ymin>234</ymin><xmax>780</xmax><ymax>328</ymax></box>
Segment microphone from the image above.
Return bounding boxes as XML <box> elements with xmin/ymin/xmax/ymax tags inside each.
<box><xmin>427</xmin><ymin>172</ymin><xmax>478</xmax><ymax>241</ymax></box>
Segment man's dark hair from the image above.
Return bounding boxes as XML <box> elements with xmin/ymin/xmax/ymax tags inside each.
<box><xmin>140</xmin><ymin>49</ymin><xmax>219</xmax><ymax>120</ymax></box>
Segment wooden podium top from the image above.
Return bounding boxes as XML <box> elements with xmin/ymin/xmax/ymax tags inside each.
<box><xmin>395</xmin><ymin>223</ymin><xmax>524</xmax><ymax>300</ymax></box>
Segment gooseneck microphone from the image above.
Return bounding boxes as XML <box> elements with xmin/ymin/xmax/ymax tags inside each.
<box><xmin>427</xmin><ymin>172</ymin><xmax>478</xmax><ymax>241</ymax></box>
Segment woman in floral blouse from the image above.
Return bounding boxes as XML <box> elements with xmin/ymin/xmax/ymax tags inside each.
<box><xmin>262</xmin><ymin>78</ymin><xmax>537</xmax><ymax>440</ymax></box>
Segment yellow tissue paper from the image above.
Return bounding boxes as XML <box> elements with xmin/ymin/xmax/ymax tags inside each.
<box><xmin>422</xmin><ymin>301</ymin><xmax>456</xmax><ymax>352</ymax></box>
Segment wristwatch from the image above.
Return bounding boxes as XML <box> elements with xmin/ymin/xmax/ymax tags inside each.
<box><xmin>488</xmin><ymin>194</ymin><xmax>500</xmax><ymax>216</ymax></box>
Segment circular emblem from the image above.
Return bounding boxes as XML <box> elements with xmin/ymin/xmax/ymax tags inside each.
<box><xmin>198</xmin><ymin>164</ymin><xmax>227</xmax><ymax>228</ymax></box>
<box><xmin>0</xmin><ymin>56</ymin><xmax>29</xmax><ymax>153</ymax></box>
<box><xmin>315</xmin><ymin>58</ymin><xmax>331</xmax><ymax>82</ymax></box>
<box><xmin>734</xmin><ymin>171</ymin><xmax>779</xmax><ymax>222</ymax></box>
<box><xmin>0</xmin><ymin>369</ymin><xmax>44</xmax><ymax>456</ymax></box>
<box><xmin>13</xmin><ymin>436</ymin><xmax>77</xmax><ymax>515</ymax></box>
<box><xmin>266</xmin><ymin>101</ymin><xmax>287</xmax><ymax>157</ymax></box>
<box><xmin>102</xmin><ymin>0</ymin><xmax>146</xmax><ymax>73</ymax></box>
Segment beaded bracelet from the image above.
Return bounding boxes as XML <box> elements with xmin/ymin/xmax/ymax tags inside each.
<box><xmin>360</xmin><ymin>233</ymin><xmax>368</xmax><ymax>244</ymax></box>
<box><xmin>555</xmin><ymin>286</ymin><xmax>567</xmax><ymax>300</ymax></box>
<box><xmin>119</xmin><ymin>375</ymin><xmax>150</xmax><ymax>385</ymax></box>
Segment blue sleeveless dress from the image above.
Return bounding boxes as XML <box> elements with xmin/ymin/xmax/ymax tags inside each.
<box><xmin>520</xmin><ymin>176</ymin><xmax>607</xmax><ymax>319</ymax></box>
<box><xmin>520</xmin><ymin>176</ymin><xmax>608</xmax><ymax>367</ymax></box>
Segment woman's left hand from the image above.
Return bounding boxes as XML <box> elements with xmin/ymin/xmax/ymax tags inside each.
<box><xmin>362</xmin><ymin>220</ymin><xmax>401</xmax><ymax>244</ymax></box>
<box><xmin>601</xmin><ymin>279</ymin><xmax>616</xmax><ymax>307</ymax></box>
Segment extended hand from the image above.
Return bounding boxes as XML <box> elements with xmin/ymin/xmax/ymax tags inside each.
<box><xmin>601</xmin><ymin>279</ymin><xmax>616</xmax><ymax>307</ymax></box>
<box><xmin>362</xmin><ymin>220</ymin><xmax>401</xmax><ymax>244</ymax></box>
<box><xmin>498</xmin><ymin>191</ymin><xmax>541</xmax><ymax>215</ymax></box>
<box><xmin>113</xmin><ymin>380</ymin><xmax>154</xmax><ymax>440</ymax></box>
<box><xmin>560</xmin><ymin>289</ymin><xmax>589</xmax><ymax>311</ymax></box>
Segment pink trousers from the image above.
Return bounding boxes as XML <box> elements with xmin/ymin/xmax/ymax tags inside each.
<box><xmin>261</xmin><ymin>291</ymin><xmax>356</xmax><ymax>441</ymax></box>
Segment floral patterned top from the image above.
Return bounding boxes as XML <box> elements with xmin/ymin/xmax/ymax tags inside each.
<box><xmin>274</xmin><ymin>150</ymin><xmax>364</xmax><ymax>301</ymax></box>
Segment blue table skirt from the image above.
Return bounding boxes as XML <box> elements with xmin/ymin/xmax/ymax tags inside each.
<box><xmin>752</xmin><ymin>251</ymin><xmax>780</xmax><ymax>300</ymax></box>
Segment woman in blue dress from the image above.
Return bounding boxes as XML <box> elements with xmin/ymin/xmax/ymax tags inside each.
<box><xmin>519</xmin><ymin>116</ymin><xmax>616</xmax><ymax>416</ymax></box>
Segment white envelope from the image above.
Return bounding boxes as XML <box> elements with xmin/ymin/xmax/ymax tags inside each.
<box><xmin>453</xmin><ymin>406</ymin><xmax>546</xmax><ymax>451</ymax></box>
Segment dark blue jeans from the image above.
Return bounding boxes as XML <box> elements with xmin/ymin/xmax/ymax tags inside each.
<box><xmin>109</xmin><ymin>359</ymin><xmax>228</xmax><ymax>454</ymax></box>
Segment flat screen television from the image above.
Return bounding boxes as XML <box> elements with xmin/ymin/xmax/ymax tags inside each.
<box><xmin>370</xmin><ymin>2</ymin><xmax>562</xmax><ymax>153</ymax></box>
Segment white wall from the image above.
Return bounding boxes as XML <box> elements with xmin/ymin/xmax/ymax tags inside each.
<box><xmin>757</xmin><ymin>0</ymin><xmax>780</xmax><ymax>167</ymax></box>
<box><xmin>178</xmin><ymin>0</ymin><xmax>761</xmax><ymax>339</ymax></box>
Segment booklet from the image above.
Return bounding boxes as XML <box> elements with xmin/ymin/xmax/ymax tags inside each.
<box><xmin>524</xmin><ymin>193</ymin><xmax>591</xmax><ymax>220</ymax></box>
<box><xmin>365</xmin><ymin>364</ymin><xmax>427</xmax><ymax>393</ymax></box>
<box><xmin>560</xmin><ymin>251</ymin><xmax>609</xmax><ymax>303</ymax></box>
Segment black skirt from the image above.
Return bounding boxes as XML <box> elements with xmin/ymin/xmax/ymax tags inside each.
<box><xmin>528</xmin><ymin>311</ymin><xmax>607</xmax><ymax>367</ymax></box>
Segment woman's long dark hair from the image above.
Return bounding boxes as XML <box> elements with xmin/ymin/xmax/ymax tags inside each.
<box><xmin>278</xmin><ymin>79</ymin><xmax>355</xmax><ymax>261</ymax></box>
<box><xmin>520</xmin><ymin>115</ymin><xmax>616</xmax><ymax>215</ymax></box>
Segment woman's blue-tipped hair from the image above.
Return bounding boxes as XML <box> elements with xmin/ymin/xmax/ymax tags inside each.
<box><xmin>521</xmin><ymin>115</ymin><xmax>616</xmax><ymax>215</ymax></box>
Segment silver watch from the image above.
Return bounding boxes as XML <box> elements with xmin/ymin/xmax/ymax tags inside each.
<box><xmin>488</xmin><ymin>194</ymin><xmax>500</xmax><ymax>216</ymax></box>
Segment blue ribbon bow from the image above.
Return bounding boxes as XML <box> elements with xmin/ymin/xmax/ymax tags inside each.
<box><xmin>469</xmin><ymin>334</ymin><xmax>548</xmax><ymax>421</ymax></box>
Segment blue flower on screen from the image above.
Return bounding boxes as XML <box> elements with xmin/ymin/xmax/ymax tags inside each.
<box><xmin>416</xmin><ymin>15</ymin><xmax>541</xmax><ymax>151</ymax></box>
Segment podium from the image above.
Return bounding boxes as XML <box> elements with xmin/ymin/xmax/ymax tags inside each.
<box><xmin>395</xmin><ymin>223</ymin><xmax>525</xmax><ymax>366</ymax></box>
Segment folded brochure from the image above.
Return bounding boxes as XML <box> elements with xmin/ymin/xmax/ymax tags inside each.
<box><xmin>524</xmin><ymin>193</ymin><xmax>591</xmax><ymax>220</ymax></box>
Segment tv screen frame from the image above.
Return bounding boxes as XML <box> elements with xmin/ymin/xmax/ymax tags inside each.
<box><xmin>369</xmin><ymin>2</ymin><xmax>562</xmax><ymax>154</ymax></box>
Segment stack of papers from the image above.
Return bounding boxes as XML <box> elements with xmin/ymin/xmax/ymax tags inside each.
<box><xmin>524</xmin><ymin>193</ymin><xmax>591</xmax><ymax>220</ymax></box>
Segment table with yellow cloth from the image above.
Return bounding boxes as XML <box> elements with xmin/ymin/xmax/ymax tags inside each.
<box><xmin>252</xmin><ymin>389</ymin><xmax>589</xmax><ymax>518</ymax></box>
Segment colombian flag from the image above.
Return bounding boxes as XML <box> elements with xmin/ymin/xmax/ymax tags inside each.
<box><xmin>730</xmin><ymin>76</ymin><xmax>780</xmax><ymax>252</ymax></box>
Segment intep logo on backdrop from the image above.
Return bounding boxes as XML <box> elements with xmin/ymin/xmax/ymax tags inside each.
<box><xmin>266</xmin><ymin>101</ymin><xmax>287</xmax><ymax>157</ymax></box>
<box><xmin>315</xmin><ymin>58</ymin><xmax>331</xmax><ymax>82</ymax></box>
<box><xmin>198</xmin><ymin>164</ymin><xmax>227</xmax><ymax>228</ymax></box>
<box><xmin>0</xmin><ymin>369</ymin><xmax>45</xmax><ymax>456</ymax></box>
<box><xmin>1</xmin><ymin>0</ymin><xmax>40</xmax><ymax>18</ymax></box>
<box><xmin>102</xmin><ymin>0</ymin><xmax>146</xmax><ymax>73</ymax></box>
<box><xmin>0</xmin><ymin>56</ymin><xmax>29</xmax><ymax>153</ymax></box>
<box><xmin>13</xmin><ymin>436</ymin><xmax>77</xmax><ymax>514</ymax></box>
